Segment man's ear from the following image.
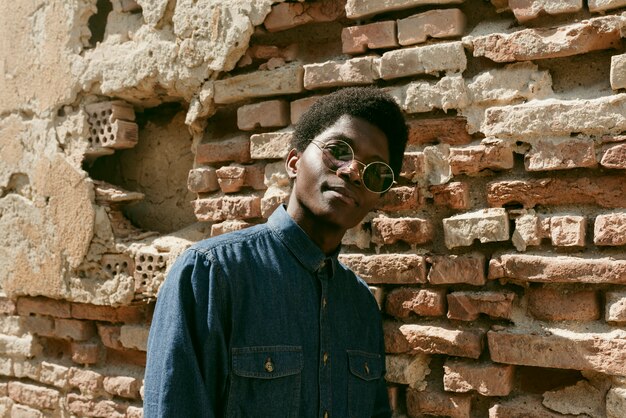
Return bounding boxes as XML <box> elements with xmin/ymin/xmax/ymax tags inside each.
<box><xmin>285</xmin><ymin>148</ymin><xmax>300</xmax><ymax>179</ymax></box>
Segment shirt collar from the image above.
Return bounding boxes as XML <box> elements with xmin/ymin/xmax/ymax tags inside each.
<box><xmin>267</xmin><ymin>205</ymin><xmax>338</xmax><ymax>276</ymax></box>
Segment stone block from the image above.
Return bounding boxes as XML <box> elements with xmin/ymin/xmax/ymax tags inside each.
<box><xmin>550</xmin><ymin>215</ymin><xmax>586</xmax><ymax>247</ymax></box>
<box><xmin>8</xmin><ymin>381</ymin><xmax>59</xmax><ymax>410</ymax></box>
<box><xmin>407</xmin><ymin>117</ymin><xmax>471</xmax><ymax>146</ymax></box>
<box><xmin>376</xmin><ymin>186</ymin><xmax>422</xmax><ymax>211</ymax></box>
<box><xmin>216</xmin><ymin>165</ymin><xmax>246</xmax><ymax>194</ymax></box>
<box><xmin>525</xmin><ymin>137</ymin><xmax>596</xmax><ymax>171</ymax></box>
<box><xmin>119</xmin><ymin>325</ymin><xmax>149</xmax><ymax>351</ymax></box>
<box><xmin>527</xmin><ymin>287</ymin><xmax>599</xmax><ymax>321</ymax></box>
<box><xmin>489</xmin><ymin>253</ymin><xmax>626</xmax><ymax>284</ymax></box>
<box><xmin>16</xmin><ymin>297</ymin><xmax>70</xmax><ymax>319</ymax></box>
<box><xmin>601</xmin><ymin>143</ymin><xmax>626</xmax><ymax>169</ymax></box>
<box><xmin>237</xmin><ymin>100</ymin><xmax>290</xmax><ymax>131</ymax></box>
<box><xmin>487</xmin><ymin>327</ymin><xmax>626</xmax><ymax>376</ymax></box>
<box><xmin>371</xmin><ymin>216</ymin><xmax>433</xmax><ymax>245</ymax></box>
<box><xmin>489</xmin><ymin>394</ymin><xmax>576</xmax><ymax>417</ymax></box>
<box><xmin>346</xmin><ymin>0</ymin><xmax>464</xmax><ymax>19</ymax></box>
<box><xmin>406</xmin><ymin>387</ymin><xmax>471</xmax><ymax>418</ymax></box>
<box><xmin>607</xmin><ymin>386</ymin><xmax>626</xmax><ymax>418</ymax></box>
<box><xmin>339</xmin><ymin>254</ymin><xmax>427</xmax><ymax>284</ymax></box>
<box><xmin>213</xmin><ymin>65</ymin><xmax>304</xmax><ymax>104</ymax></box>
<box><xmin>103</xmin><ymin>376</ymin><xmax>141</xmax><ymax>399</ymax></box>
<box><xmin>379</xmin><ymin>41</ymin><xmax>466</xmax><ymax>80</ymax></box>
<box><xmin>487</xmin><ymin>176</ymin><xmax>626</xmax><ymax>209</ymax></box>
<box><xmin>342</xmin><ymin>21</ymin><xmax>398</xmax><ymax>54</ymax></box>
<box><xmin>385</xmin><ymin>287</ymin><xmax>447</xmax><ymax>318</ymax></box>
<box><xmin>443</xmin><ymin>208</ymin><xmax>509</xmax><ymax>249</ymax></box>
<box><xmin>447</xmin><ymin>290</ymin><xmax>515</xmax><ymax>321</ymax></box>
<box><xmin>400</xmin><ymin>152</ymin><xmax>427</xmax><ymax>182</ymax></box>
<box><xmin>71</xmin><ymin>341</ymin><xmax>100</xmax><ymax>365</ymax></box>
<box><xmin>264</xmin><ymin>0</ymin><xmax>345</xmax><ymax>32</ymax></box>
<box><xmin>193</xmin><ymin>195</ymin><xmax>262</xmax><ymax>222</ymax></box>
<box><xmin>385</xmin><ymin>354</ymin><xmax>430</xmax><ymax>389</ymax></box>
<box><xmin>303</xmin><ymin>56</ymin><xmax>379</xmax><ymax>90</ymax></box>
<box><xmin>444</xmin><ymin>359</ymin><xmax>514</xmax><ymax>396</ymax></box>
<box><xmin>449</xmin><ymin>141</ymin><xmax>514</xmax><ymax>175</ymax></box>
<box><xmin>54</xmin><ymin>318</ymin><xmax>95</xmax><ymax>341</ymax></box>
<box><xmin>470</xmin><ymin>15</ymin><xmax>623</xmax><ymax>63</ymax></box>
<box><xmin>250</xmin><ymin>131</ymin><xmax>293</xmax><ymax>160</ymax></box>
<box><xmin>290</xmin><ymin>96</ymin><xmax>322</xmax><ymax>124</ymax></box>
<box><xmin>429</xmin><ymin>182</ymin><xmax>470</xmax><ymax>210</ymax></box>
<box><xmin>428</xmin><ymin>253</ymin><xmax>486</xmax><ymax>285</ymax></box>
<box><xmin>606</xmin><ymin>291</ymin><xmax>626</xmax><ymax>323</ymax></box>
<box><xmin>68</xmin><ymin>368</ymin><xmax>104</xmax><ymax>396</ymax></box>
<box><xmin>195</xmin><ymin>136</ymin><xmax>251</xmax><ymax>164</ymax></box>
<box><xmin>398</xmin><ymin>9</ymin><xmax>466</xmax><ymax>46</ymax></box>
<box><xmin>589</xmin><ymin>0</ymin><xmax>626</xmax><ymax>12</ymax></box>
<box><xmin>509</xmin><ymin>0</ymin><xmax>583</xmax><ymax>23</ymax></box>
<box><xmin>384</xmin><ymin>321</ymin><xmax>485</xmax><ymax>358</ymax></box>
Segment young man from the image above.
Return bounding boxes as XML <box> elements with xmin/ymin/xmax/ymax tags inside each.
<box><xmin>144</xmin><ymin>87</ymin><xmax>408</xmax><ymax>418</ymax></box>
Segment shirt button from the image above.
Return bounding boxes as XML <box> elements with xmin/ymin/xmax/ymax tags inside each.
<box><xmin>364</xmin><ymin>362</ymin><xmax>370</xmax><ymax>375</ymax></box>
<box><xmin>323</xmin><ymin>411</ymin><xmax>329</xmax><ymax>418</ymax></box>
<box><xmin>264</xmin><ymin>357</ymin><xmax>274</xmax><ymax>373</ymax></box>
<box><xmin>322</xmin><ymin>298</ymin><xmax>327</xmax><ymax>308</ymax></box>
<box><xmin>323</xmin><ymin>352</ymin><xmax>329</xmax><ymax>365</ymax></box>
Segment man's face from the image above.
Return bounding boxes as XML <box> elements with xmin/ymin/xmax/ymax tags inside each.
<box><xmin>286</xmin><ymin>114</ymin><xmax>390</xmax><ymax>232</ymax></box>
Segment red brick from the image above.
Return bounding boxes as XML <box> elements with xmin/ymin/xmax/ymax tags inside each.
<box><xmin>68</xmin><ymin>368</ymin><xmax>104</xmax><ymax>395</ymax></box>
<box><xmin>487</xmin><ymin>176</ymin><xmax>626</xmax><ymax>209</ymax></box>
<box><xmin>471</xmin><ymin>15</ymin><xmax>622</xmax><ymax>62</ymax></box>
<box><xmin>606</xmin><ymin>291</ymin><xmax>626</xmax><ymax>323</ymax></box>
<box><xmin>193</xmin><ymin>195</ymin><xmax>262</xmax><ymax>222</ymax></box>
<box><xmin>527</xmin><ymin>287</ymin><xmax>599</xmax><ymax>321</ymax></box>
<box><xmin>376</xmin><ymin>186</ymin><xmax>422</xmax><ymax>211</ymax></box>
<box><xmin>195</xmin><ymin>136</ymin><xmax>251</xmax><ymax>164</ymax></box>
<box><xmin>594</xmin><ymin>213</ymin><xmax>626</xmax><ymax>246</ymax></box>
<box><xmin>346</xmin><ymin>0</ymin><xmax>464</xmax><ymax>19</ymax></box>
<box><xmin>290</xmin><ymin>95</ymin><xmax>322</xmax><ymax>125</ymax></box>
<box><xmin>103</xmin><ymin>376</ymin><xmax>141</xmax><ymax>399</ymax></box>
<box><xmin>525</xmin><ymin>138</ymin><xmax>597</xmax><ymax>171</ymax></box>
<box><xmin>406</xmin><ymin>387</ymin><xmax>471</xmax><ymax>418</ymax></box>
<box><xmin>400</xmin><ymin>152</ymin><xmax>426</xmax><ymax>182</ymax></box>
<box><xmin>187</xmin><ymin>167</ymin><xmax>219</xmax><ymax>193</ymax></box>
<box><xmin>427</xmin><ymin>253</ymin><xmax>486</xmax><ymax>286</ymax></box>
<box><xmin>444</xmin><ymin>359</ymin><xmax>515</xmax><ymax>396</ymax></box>
<box><xmin>385</xmin><ymin>287</ymin><xmax>446</xmax><ymax>318</ymax></box>
<box><xmin>341</xmin><ymin>21</ymin><xmax>397</xmax><ymax>54</ymax></box>
<box><xmin>371</xmin><ymin>216</ymin><xmax>433</xmax><ymax>245</ymax></box>
<box><xmin>106</xmin><ymin>348</ymin><xmax>147</xmax><ymax>367</ymax></box>
<box><xmin>243</xmin><ymin>163</ymin><xmax>266</xmax><ymax>191</ymax></box>
<box><xmin>22</xmin><ymin>316</ymin><xmax>55</xmax><ymax>337</ymax></box>
<box><xmin>8</xmin><ymin>381</ymin><xmax>60</xmax><ymax>410</ymax></box>
<box><xmin>384</xmin><ymin>321</ymin><xmax>485</xmax><ymax>358</ymax></box>
<box><xmin>0</xmin><ymin>298</ymin><xmax>15</xmax><ymax>315</ymax></box>
<box><xmin>447</xmin><ymin>290</ymin><xmax>515</xmax><ymax>321</ymax></box>
<box><xmin>16</xmin><ymin>297</ymin><xmax>70</xmax><ymax>318</ymax></box>
<box><xmin>214</xmin><ymin>65</ymin><xmax>304</xmax><ymax>104</ymax></box>
<box><xmin>379</xmin><ymin>41</ymin><xmax>466</xmax><ymax>81</ymax></box>
<box><xmin>407</xmin><ymin>117</ymin><xmax>472</xmax><ymax>146</ymax></box>
<box><xmin>339</xmin><ymin>254</ymin><xmax>427</xmax><ymax>284</ymax></box>
<box><xmin>489</xmin><ymin>253</ymin><xmax>626</xmax><ymax>284</ymax></box>
<box><xmin>509</xmin><ymin>0</ymin><xmax>583</xmax><ymax>23</ymax></box>
<box><xmin>397</xmin><ymin>8</ymin><xmax>466</xmax><ymax>46</ymax></box>
<box><xmin>601</xmin><ymin>143</ymin><xmax>626</xmax><ymax>169</ymax></box>
<box><xmin>237</xmin><ymin>100</ymin><xmax>290</xmax><ymax>131</ymax></box>
<box><xmin>489</xmin><ymin>394</ymin><xmax>579</xmax><ymax>418</ymax></box>
<box><xmin>54</xmin><ymin>319</ymin><xmax>96</xmax><ymax>341</ymax></box>
<box><xmin>97</xmin><ymin>324</ymin><xmax>123</xmax><ymax>350</ymax></box>
<box><xmin>67</xmin><ymin>393</ymin><xmax>126</xmax><ymax>418</ymax></box>
<box><xmin>429</xmin><ymin>182</ymin><xmax>470</xmax><ymax>210</ymax></box>
<box><xmin>71</xmin><ymin>342</ymin><xmax>100</xmax><ymax>365</ymax></box>
<box><xmin>70</xmin><ymin>303</ymin><xmax>146</xmax><ymax>323</ymax></box>
<box><xmin>450</xmin><ymin>142</ymin><xmax>514</xmax><ymax>175</ymax></box>
<box><xmin>550</xmin><ymin>215</ymin><xmax>586</xmax><ymax>247</ymax></box>
<box><xmin>216</xmin><ymin>166</ymin><xmax>246</xmax><ymax>194</ymax></box>
<box><xmin>264</xmin><ymin>0</ymin><xmax>345</xmax><ymax>32</ymax></box>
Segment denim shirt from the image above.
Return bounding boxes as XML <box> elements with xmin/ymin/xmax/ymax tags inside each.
<box><xmin>144</xmin><ymin>206</ymin><xmax>391</xmax><ymax>418</ymax></box>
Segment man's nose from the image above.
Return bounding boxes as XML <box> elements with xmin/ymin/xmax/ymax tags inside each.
<box><xmin>336</xmin><ymin>160</ymin><xmax>363</xmax><ymax>185</ymax></box>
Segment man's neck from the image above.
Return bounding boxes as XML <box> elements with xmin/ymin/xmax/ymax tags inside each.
<box><xmin>285</xmin><ymin>204</ymin><xmax>345</xmax><ymax>256</ymax></box>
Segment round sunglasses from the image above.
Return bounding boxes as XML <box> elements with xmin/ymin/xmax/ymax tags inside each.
<box><xmin>311</xmin><ymin>139</ymin><xmax>395</xmax><ymax>193</ymax></box>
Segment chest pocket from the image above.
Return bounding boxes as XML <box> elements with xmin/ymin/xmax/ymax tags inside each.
<box><xmin>227</xmin><ymin>346</ymin><xmax>303</xmax><ymax>418</ymax></box>
<box><xmin>347</xmin><ymin>350</ymin><xmax>383</xmax><ymax>418</ymax></box>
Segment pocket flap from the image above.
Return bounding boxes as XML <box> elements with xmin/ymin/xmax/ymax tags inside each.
<box><xmin>232</xmin><ymin>346</ymin><xmax>303</xmax><ymax>379</ymax></box>
<box><xmin>347</xmin><ymin>350</ymin><xmax>382</xmax><ymax>381</ymax></box>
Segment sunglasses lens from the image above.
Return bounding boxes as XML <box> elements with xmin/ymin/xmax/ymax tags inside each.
<box><xmin>321</xmin><ymin>141</ymin><xmax>353</xmax><ymax>170</ymax></box>
<box><xmin>363</xmin><ymin>163</ymin><xmax>394</xmax><ymax>193</ymax></box>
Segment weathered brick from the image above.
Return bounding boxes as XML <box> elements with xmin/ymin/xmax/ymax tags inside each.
<box><xmin>290</xmin><ymin>96</ymin><xmax>322</xmax><ymax>125</ymax></box>
<box><xmin>589</xmin><ymin>0</ymin><xmax>626</xmax><ymax>12</ymax></box>
<box><xmin>126</xmin><ymin>405</ymin><xmax>144</xmax><ymax>418</ymax></box>
<box><xmin>488</xmin><ymin>176</ymin><xmax>626</xmax><ymax>209</ymax></box>
<box><xmin>511</xmin><ymin>210</ymin><xmax>546</xmax><ymax>251</ymax></box>
<box><xmin>119</xmin><ymin>325</ymin><xmax>149</xmax><ymax>351</ymax></box>
<box><xmin>71</xmin><ymin>341</ymin><xmax>100</xmax><ymax>365</ymax></box>
<box><xmin>264</xmin><ymin>0</ymin><xmax>345</xmax><ymax>32</ymax></box>
<box><xmin>489</xmin><ymin>394</ymin><xmax>579</xmax><ymax>418</ymax></box>
<box><xmin>450</xmin><ymin>141</ymin><xmax>514</xmax><ymax>175</ymax></box>
<box><xmin>216</xmin><ymin>165</ymin><xmax>246</xmax><ymax>194</ymax></box>
<box><xmin>385</xmin><ymin>287</ymin><xmax>446</xmax><ymax>318</ymax></box>
<box><xmin>371</xmin><ymin>216</ymin><xmax>433</xmax><ymax>245</ymax></box>
<box><xmin>613</xmin><ymin>52</ymin><xmax>626</xmax><ymax>93</ymax></box>
<box><xmin>407</xmin><ymin>117</ymin><xmax>471</xmax><ymax>146</ymax></box>
<box><xmin>339</xmin><ymin>254</ymin><xmax>426</xmax><ymax>284</ymax></box>
<box><xmin>97</xmin><ymin>324</ymin><xmax>123</xmax><ymax>350</ymax></box>
<box><xmin>543</xmin><ymin>379</ymin><xmax>607</xmax><ymax>418</ymax></box>
<box><xmin>11</xmin><ymin>359</ymin><xmax>40</xmax><ymax>381</ymax></box>
<box><xmin>605</xmin><ymin>291</ymin><xmax>626</xmax><ymax>323</ymax></box>
<box><xmin>429</xmin><ymin>182</ymin><xmax>470</xmax><ymax>210</ymax></box>
<box><xmin>447</xmin><ymin>290</ymin><xmax>515</xmax><ymax>321</ymax></box>
<box><xmin>250</xmin><ymin>131</ymin><xmax>292</xmax><ymax>160</ymax></box>
<box><xmin>195</xmin><ymin>136</ymin><xmax>250</xmax><ymax>164</ymax></box>
<box><xmin>193</xmin><ymin>195</ymin><xmax>262</xmax><ymax>222</ymax></box>
<box><xmin>68</xmin><ymin>368</ymin><xmax>104</xmax><ymax>396</ymax></box>
<box><xmin>70</xmin><ymin>303</ymin><xmax>146</xmax><ymax>323</ymax></box>
<box><xmin>103</xmin><ymin>376</ymin><xmax>140</xmax><ymax>399</ymax></box>
<box><xmin>303</xmin><ymin>56</ymin><xmax>379</xmax><ymax>90</ymax></box>
<box><xmin>187</xmin><ymin>167</ymin><xmax>219</xmax><ymax>194</ymax></box>
<box><xmin>261</xmin><ymin>186</ymin><xmax>290</xmax><ymax>218</ymax></box>
<box><xmin>376</xmin><ymin>185</ymin><xmax>422</xmax><ymax>211</ymax></box>
<box><xmin>401</xmin><ymin>75</ymin><xmax>470</xmax><ymax>113</ymax></box>
<box><xmin>0</xmin><ymin>298</ymin><xmax>15</xmax><ymax>315</ymax></box>
<box><xmin>527</xmin><ymin>287</ymin><xmax>599</xmax><ymax>321</ymax></box>
<box><xmin>428</xmin><ymin>253</ymin><xmax>486</xmax><ymax>286</ymax></box>
<box><xmin>236</xmin><ymin>100</ymin><xmax>289</xmax><ymax>131</ymax></box>
<box><xmin>471</xmin><ymin>15</ymin><xmax>622</xmax><ymax>63</ymax></box>
<box><xmin>39</xmin><ymin>362</ymin><xmax>69</xmax><ymax>389</ymax></box>
<box><xmin>489</xmin><ymin>253</ymin><xmax>626</xmax><ymax>284</ymax></box>
<box><xmin>213</xmin><ymin>65</ymin><xmax>304</xmax><ymax>104</ymax></box>
<box><xmin>16</xmin><ymin>297</ymin><xmax>70</xmax><ymax>319</ymax></box>
<box><xmin>601</xmin><ymin>143</ymin><xmax>626</xmax><ymax>169</ymax></box>
<box><xmin>385</xmin><ymin>354</ymin><xmax>430</xmax><ymax>389</ymax></box>
<box><xmin>399</xmin><ymin>152</ymin><xmax>426</xmax><ymax>182</ymax></box>
<box><xmin>66</xmin><ymin>393</ymin><xmax>125</xmax><ymax>418</ymax></box>
<box><xmin>10</xmin><ymin>404</ymin><xmax>43</xmax><ymax>418</ymax></box>
<box><xmin>0</xmin><ymin>396</ymin><xmax>11</xmax><ymax>416</ymax></box>
<box><xmin>346</xmin><ymin>0</ymin><xmax>464</xmax><ymax>19</ymax></box>
<box><xmin>342</xmin><ymin>21</ymin><xmax>397</xmax><ymax>54</ymax></box>
<box><xmin>105</xmin><ymin>347</ymin><xmax>147</xmax><ymax>367</ymax></box>
<box><xmin>211</xmin><ymin>219</ymin><xmax>254</xmax><ymax>237</ymax></box>
<box><xmin>53</xmin><ymin>318</ymin><xmax>95</xmax><ymax>341</ymax></box>
<box><xmin>379</xmin><ymin>41</ymin><xmax>466</xmax><ymax>80</ymax></box>
<box><xmin>483</xmin><ymin>94</ymin><xmax>626</xmax><ymax>138</ymax></box>
<box><xmin>0</xmin><ymin>335</ymin><xmax>40</xmax><ymax>358</ymax></box>
<box><xmin>550</xmin><ymin>215</ymin><xmax>586</xmax><ymax>247</ymax></box>
<box><xmin>406</xmin><ymin>387</ymin><xmax>471</xmax><ymax>418</ymax></box>
<box><xmin>607</xmin><ymin>386</ymin><xmax>626</xmax><ymax>418</ymax></box>
<box><xmin>443</xmin><ymin>209</ymin><xmax>509</xmax><ymax>249</ymax></box>
<box><xmin>264</xmin><ymin>161</ymin><xmax>290</xmax><ymax>189</ymax></box>
<box><xmin>384</xmin><ymin>321</ymin><xmax>485</xmax><ymax>358</ymax></box>
<box><xmin>509</xmin><ymin>0</ymin><xmax>583</xmax><ymax>23</ymax></box>
<box><xmin>399</xmin><ymin>9</ymin><xmax>465</xmax><ymax>46</ymax></box>
<box><xmin>525</xmin><ymin>137</ymin><xmax>596</xmax><ymax>171</ymax></box>
<box><xmin>487</xmin><ymin>327</ymin><xmax>626</xmax><ymax>376</ymax></box>
<box><xmin>8</xmin><ymin>382</ymin><xmax>59</xmax><ymax>410</ymax></box>
<box><xmin>444</xmin><ymin>359</ymin><xmax>514</xmax><ymax>396</ymax></box>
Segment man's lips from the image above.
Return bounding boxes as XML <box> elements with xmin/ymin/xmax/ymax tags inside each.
<box><xmin>323</xmin><ymin>184</ymin><xmax>359</xmax><ymax>206</ymax></box>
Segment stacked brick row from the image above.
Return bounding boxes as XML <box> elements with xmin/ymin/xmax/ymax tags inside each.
<box><xmin>187</xmin><ymin>0</ymin><xmax>626</xmax><ymax>417</ymax></box>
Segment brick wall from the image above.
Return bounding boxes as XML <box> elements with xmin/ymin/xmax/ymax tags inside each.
<box><xmin>2</xmin><ymin>0</ymin><xmax>626</xmax><ymax>416</ymax></box>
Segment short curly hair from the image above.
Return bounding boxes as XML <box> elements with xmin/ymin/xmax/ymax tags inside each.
<box><xmin>292</xmin><ymin>87</ymin><xmax>408</xmax><ymax>177</ymax></box>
